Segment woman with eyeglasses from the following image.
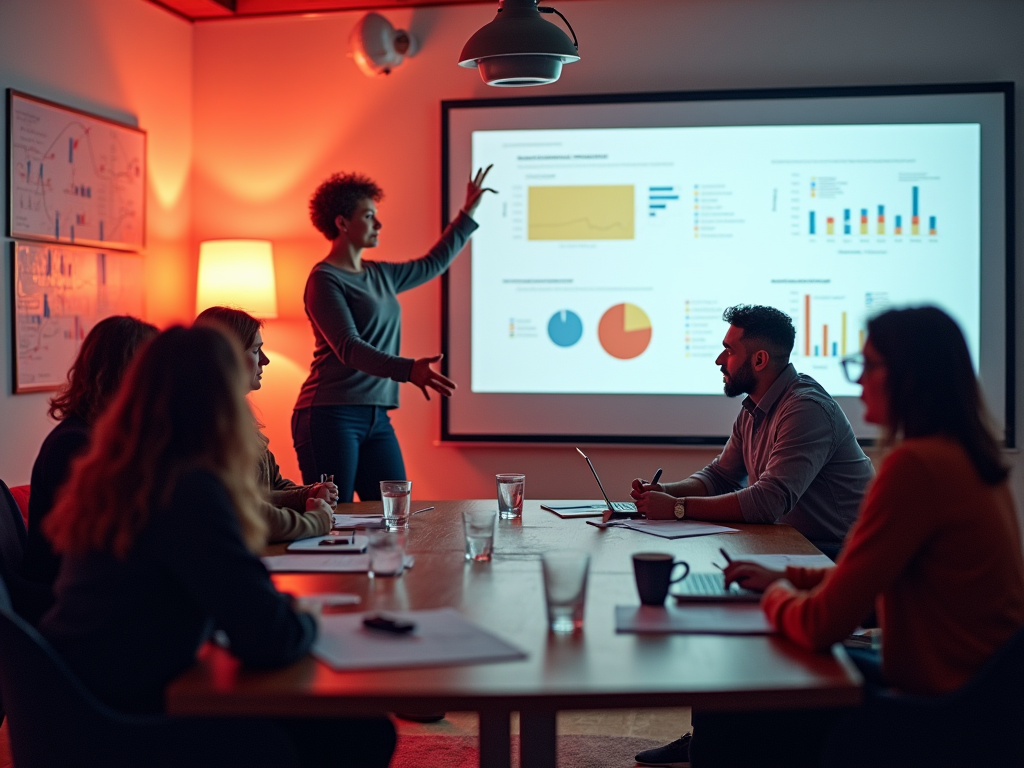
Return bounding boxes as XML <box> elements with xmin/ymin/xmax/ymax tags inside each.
<box><xmin>695</xmin><ymin>306</ymin><xmax>1024</xmax><ymax>767</ymax></box>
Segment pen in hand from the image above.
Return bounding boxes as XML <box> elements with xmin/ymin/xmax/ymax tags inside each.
<box><xmin>650</xmin><ymin>468</ymin><xmax>663</xmax><ymax>488</ymax></box>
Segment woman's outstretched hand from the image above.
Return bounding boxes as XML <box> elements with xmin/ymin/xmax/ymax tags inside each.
<box><xmin>462</xmin><ymin>164</ymin><xmax>497</xmax><ymax>217</ymax></box>
<box><xmin>410</xmin><ymin>354</ymin><xmax>457</xmax><ymax>400</ymax></box>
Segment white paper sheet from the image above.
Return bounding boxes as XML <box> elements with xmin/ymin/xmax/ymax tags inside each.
<box><xmin>300</xmin><ymin>593</ymin><xmax>362</xmax><ymax>607</ymax></box>
<box><xmin>333</xmin><ymin>515</ymin><xmax>385</xmax><ymax>529</ymax></box>
<box><xmin>615</xmin><ymin>604</ymin><xmax>774</xmax><ymax>635</ymax></box>
<box><xmin>261</xmin><ymin>554</ymin><xmax>415</xmax><ymax>573</ymax></box>
<box><xmin>286</xmin><ymin>534</ymin><xmax>368</xmax><ymax>553</ymax></box>
<box><xmin>620</xmin><ymin>519</ymin><xmax>739</xmax><ymax>539</ymax></box>
<box><xmin>313</xmin><ymin>607</ymin><xmax>528</xmax><ymax>671</ymax></box>
<box><xmin>733</xmin><ymin>553</ymin><xmax>836</xmax><ymax>570</ymax></box>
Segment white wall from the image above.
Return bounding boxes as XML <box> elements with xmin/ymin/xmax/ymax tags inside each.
<box><xmin>191</xmin><ymin>0</ymin><xmax>1024</xmax><ymax>503</ymax></box>
<box><xmin>0</xmin><ymin>0</ymin><xmax>193</xmax><ymax>485</ymax></box>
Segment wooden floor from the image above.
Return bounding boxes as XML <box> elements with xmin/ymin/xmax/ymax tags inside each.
<box><xmin>0</xmin><ymin>708</ymin><xmax>690</xmax><ymax>767</ymax></box>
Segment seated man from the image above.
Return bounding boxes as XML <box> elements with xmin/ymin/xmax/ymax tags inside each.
<box><xmin>632</xmin><ymin>304</ymin><xmax>874</xmax><ymax>768</ymax></box>
<box><xmin>632</xmin><ymin>303</ymin><xmax>873</xmax><ymax>555</ymax></box>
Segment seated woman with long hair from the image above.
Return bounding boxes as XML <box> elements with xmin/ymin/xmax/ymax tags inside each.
<box><xmin>195</xmin><ymin>306</ymin><xmax>337</xmax><ymax>541</ymax></box>
<box><xmin>20</xmin><ymin>315</ymin><xmax>157</xmax><ymax>624</ymax></box>
<box><xmin>708</xmin><ymin>306</ymin><xmax>1024</xmax><ymax>767</ymax></box>
<box><xmin>39</xmin><ymin>325</ymin><xmax>395</xmax><ymax>767</ymax></box>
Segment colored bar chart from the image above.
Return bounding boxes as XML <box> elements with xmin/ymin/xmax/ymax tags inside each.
<box><xmin>802</xmin><ymin>299</ymin><xmax>860</xmax><ymax>359</ymax></box>
<box><xmin>859</xmin><ymin>209</ymin><xmax>868</xmax><ymax>235</ymax></box>
<box><xmin>911</xmin><ymin>186</ymin><xmax>920</xmax><ymax>235</ymax></box>
<box><xmin>826</xmin><ymin>217</ymin><xmax>835</xmax><ymax>235</ymax></box>
<box><xmin>877</xmin><ymin>205</ymin><xmax>885</xmax><ymax>235</ymax></box>
<box><xmin>809</xmin><ymin>211</ymin><xmax>816</xmax><ymax>235</ymax></box>
<box><xmin>895</xmin><ymin>215</ymin><xmax>903</xmax><ymax>235</ymax></box>
<box><xmin>804</xmin><ymin>294</ymin><xmax>811</xmax><ymax>357</ymax></box>
<box><xmin>843</xmin><ymin>209</ymin><xmax>851</xmax><ymax>235</ymax></box>
<box><xmin>648</xmin><ymin>186</ymin><xmax>679</xmax><ymax>218</ymax></box>
<box><xmin>929</xmin><ymin>216</ymin><xmax>937</xmax><ymax>236</ymax></box>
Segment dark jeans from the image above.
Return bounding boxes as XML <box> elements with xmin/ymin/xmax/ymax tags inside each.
<box><xmin>688</xmin><ymin>650</ymin><xmax>880</xmax><ymax>768</ymax></box>
<box><xmin>292</xmin><ymin>405</ymin><xmax>406</xmax><ymax>503</ymax></box>
<box><xmin>273</xmin><ymin>716</ymin><xmax>396</xmax><ymax>767</ymax></box>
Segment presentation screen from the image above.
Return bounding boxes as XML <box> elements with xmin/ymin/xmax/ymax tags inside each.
<box><xmin>441</xmin><ymin>84</ymin><xmax>1012</xmax><ymax>445</ymax></box>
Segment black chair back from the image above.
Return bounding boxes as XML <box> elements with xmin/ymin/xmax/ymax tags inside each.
<box><xmin>0</xmin><ymin>479</ymin><xmax>27</xmax><ymax>586</ymax></box>
<box><xmin>0</xmin><ymin>568</ymin><xmax>297</xmax><ymax>767</ymax></box>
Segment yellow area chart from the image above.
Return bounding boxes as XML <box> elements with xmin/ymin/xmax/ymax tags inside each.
<box><xmin>528</xmin><ymin>185</ymin><xmax>635</xmax><ymax>241</ymax></box>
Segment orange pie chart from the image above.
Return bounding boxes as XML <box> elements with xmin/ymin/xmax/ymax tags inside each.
<box><xmin>598</xmin><ymin>303</ymin><xmax>652</xmax><ymax>360</ymax></box>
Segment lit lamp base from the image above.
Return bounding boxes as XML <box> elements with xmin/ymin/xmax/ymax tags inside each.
<box><xmin>477</xmin><ymin>54</ymin><xmax>564</xmax><ymax>87</ymax></box>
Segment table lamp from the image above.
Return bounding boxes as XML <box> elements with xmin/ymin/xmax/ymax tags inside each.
<box><xmin>196</xmin><ymin>239</ymin><xmax>278</xmax><ymax>318</ymax></box>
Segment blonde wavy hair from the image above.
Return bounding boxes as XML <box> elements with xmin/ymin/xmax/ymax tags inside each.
<box><xmin>45</xmin><ymin>325</ymin><xmax>267</xmax><ymax>558</ymax></box>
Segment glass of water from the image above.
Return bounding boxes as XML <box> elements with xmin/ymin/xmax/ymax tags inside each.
<box><xmin>463</xmin><ymin>508</ymin><xmax>497</xmax><ymax>561</ymax></box>
<box><xmin>368</xmin><ymin>530</ymin><xmax>405</xmax><ymax>577</ymax></box>
<box><xmin>541</xmin><ymin>551</ymin><xmax>590</xmax><ymax>634</ymax></box>
<box><xmin>379</xmin><ymin>480</ymin><xmax>411</xmax><ymax>530</ymax></box>
<box><xmin>496</xmin><ymin>474</ymin><xmax>525</xmax><ymax>519</ymax></box>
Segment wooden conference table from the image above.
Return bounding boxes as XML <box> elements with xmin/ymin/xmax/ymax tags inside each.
<box><xmin>167</xmin><ymin>500</ymin><xmax>862</xmax><ymax>768</ymax></box>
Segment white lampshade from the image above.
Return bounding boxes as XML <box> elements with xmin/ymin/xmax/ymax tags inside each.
<box><xmin>196</xmin><ymin>240</ymin><xmax>278</xmax><ymax>319</ymax></box>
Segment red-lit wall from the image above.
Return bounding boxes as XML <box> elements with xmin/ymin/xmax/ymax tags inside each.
<box><xmin>0</xmin><ymin>0</ymin><xmax>194</xmax><ymax>484</ymax></box>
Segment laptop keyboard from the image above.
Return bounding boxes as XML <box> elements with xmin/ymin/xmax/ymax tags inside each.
<box><xmin>610</xmin><ymin>501</ymin><xmax>636</xmax><ymax>512</ymax></box>
<box><xmin>676</xmin><ymin>572</ymin><xmax>759</xmax><ymax>598</ymax></box>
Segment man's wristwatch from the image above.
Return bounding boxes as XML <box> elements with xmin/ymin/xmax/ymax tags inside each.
<box><xmin>673</xmin><ymin>497</ymin><xmax>687</xmax><ymax>520</ymax></box>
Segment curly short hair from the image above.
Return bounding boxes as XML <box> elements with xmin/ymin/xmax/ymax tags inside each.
<box><xmin>723</xmin><ymin>304</ymin><xmax>796</xmax><ymax>362</ymax></box>
<box><xmin>309</xmin><ymin>172</ymin><xmax>384</xmax><ymax>240</ymax></box>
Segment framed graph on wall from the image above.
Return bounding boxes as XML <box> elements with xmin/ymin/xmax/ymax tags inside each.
<box><xmin>7</xmin><ymin>89</ymin><xmax>146</xmax><ymax>251</ymax></box>
<box><xmin>10</xmin><ymin>241</ymin><xmax>145</xmax><ymax>393</ymax></box>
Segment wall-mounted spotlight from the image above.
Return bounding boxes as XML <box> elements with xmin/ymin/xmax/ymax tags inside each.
<box><xmin>458</xmin><ymin>0</ymin><xmax>579</xmax><ymax>87</ymax></box>
<box><xmin>350</xmin><ymin>12</ymin><xmax>419</xmax><ymax>77</ymax></box>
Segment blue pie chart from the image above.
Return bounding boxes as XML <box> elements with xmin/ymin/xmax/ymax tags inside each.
<box><xmin>548</xmin><ymin>310</ymin><xmax>584</xmax><ymax>347</ymax></box>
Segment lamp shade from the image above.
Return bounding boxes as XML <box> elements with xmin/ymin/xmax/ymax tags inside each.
<box><xmin>459</xmin><ymin>0</ymin><xmax>579</xmax><ymax>87</ymax></box>
<box><xmin>196</xmin><ymin>240</ymin><xmax>278</xmax><ymax>318</ymax></box>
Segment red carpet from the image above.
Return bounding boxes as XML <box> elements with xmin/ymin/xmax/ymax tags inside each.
<box><xmin>391</xmin><ymin>733</ymin><xmax>663</xmax><ymax>768</ymax></box>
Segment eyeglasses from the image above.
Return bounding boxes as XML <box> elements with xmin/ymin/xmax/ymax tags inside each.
<box><xmin>840</xmin><ymin>353</ymin><xmax>885</xmax><ymax>384</ymax></box>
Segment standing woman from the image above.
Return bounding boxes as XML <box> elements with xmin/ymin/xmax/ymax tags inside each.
<box><xmin>292</xmin><ymin>168</ymin><xmax>494</xmax><ymax>501</ymax></box>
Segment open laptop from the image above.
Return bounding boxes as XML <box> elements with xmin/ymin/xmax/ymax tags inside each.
<box><xmin>540</xmin><ymin>448</ymin><xmax>639</xmax><ymax>520</ymax></box>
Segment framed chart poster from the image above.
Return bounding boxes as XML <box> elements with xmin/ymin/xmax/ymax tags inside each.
<box><xmin>7</xmin><ymin>89</ymin><xmax>146</xmax><ymax>251</ymax></box>
<box><xmin>11</xmin><ymin>241</ymin><xmax>144</xmax><ymax>393</ymax></box>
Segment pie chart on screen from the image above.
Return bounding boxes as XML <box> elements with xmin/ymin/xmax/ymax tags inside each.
<box><xmin>598</xmin><ymin>303</ymin><xmax>652</xmax><ymax>360</ymax></box>
<box><xmin>547</xmin><ymin>310</ymin><xmax>584</xmax><ymax>347</ymax></box>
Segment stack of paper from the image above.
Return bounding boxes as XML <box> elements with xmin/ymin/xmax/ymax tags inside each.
<box><xmin>261</xmin><ymin>554</ymin><xmax>415</xmax><ymax>573</ymax></box>
<box><xmin>620</xmin><ymin>519</ymin><xmax>738</xmax><ymax>539</ymax></box>
<box><xmin>313</xmin><ymin>607</ymin><xmax>527</xmax><ymax>671</ymax></box>
<box><xmin>615</xmin><ymin>604</ymin><xmax>774</xmax><ymax>635</ymax></box>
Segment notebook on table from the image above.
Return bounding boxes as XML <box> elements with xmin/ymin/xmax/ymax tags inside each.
<box><xmin>672</xmin><ymin>572</ymin><xmax>761</xmax><ymax>602</ymax></box>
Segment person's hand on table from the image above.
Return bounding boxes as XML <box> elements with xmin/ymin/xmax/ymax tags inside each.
<box><xmin>461</xmin><ymin>164</ymin><xmax>497</xmax><ymax>218</ymax></box>
<box><xmin>310</xmin><ymin>481</ymin><xmax>339</xmax><ymax>507</ymax></box>
<box><xmin>631</xmin><ymin>477</ymin><xmax>664</xmax><ymax>496</ymax></box>
<box><xmin>410</xmin><ymin>354</ymin><xmax>457</xmax><ymax>400</ymax></box>
<box><xmin>722</xmin><ymin>561</ymin><xmax>787</xmax><ymax>592</ymax></box>
<box><xmin>632</xmin><ymin>490</ymin><xmax>677</xmax><ymax>519</ymax></box>
<box><xmin>305</xmin><ymin>497</ymin><xmax>333</xmax><ymax>518</ymax></box>
<box><xmin>294</xmin><ymin>598</ymin><xmax>323</xmax><ymax>629</ymax></box>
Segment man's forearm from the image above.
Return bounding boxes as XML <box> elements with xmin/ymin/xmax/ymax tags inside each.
<box><xmin>661</xmin><ymin>478</ymin><xmax>710</xmax><ymax>498</ymax></box>
<box><xmin>684</xmin><ymin>492</ymin><xmax>744</xmax><ymax>522</ymax></box>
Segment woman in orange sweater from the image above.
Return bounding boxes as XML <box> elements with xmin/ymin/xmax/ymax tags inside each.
<box><xmin>696</xmin><ymin>306</ymin><xmax>1024</xmax><ymax>767</ymax></box>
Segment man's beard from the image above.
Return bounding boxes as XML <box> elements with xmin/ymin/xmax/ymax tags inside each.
<box><xmin>722</xmin><ymin>358</ymin><xmax>756</xmax><ymax>398</ymax></box>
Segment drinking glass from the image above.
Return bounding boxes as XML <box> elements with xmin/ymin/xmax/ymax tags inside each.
<box><xmin>496</xmin><ymin>474</ymin><xmax>526</xmax><ymax>519</ymax></box>
<box><xmin>463</xmin><ymin>508</ymin><xmax>497</xmax><ymax>561</ymax></box>
<box><xmin>368</xmin><ymin>530</ymin><xmax>405</xmax><ymax>577</ymax></box>
<box><xmin>380</xmin><ymin>480</ymin><xmax>411</xmax><ymax>530</ymax></box>
<box><xmin>541</xmin><ymin>551</ymin><xmax>590</xmax><ymax>634</ymax></box>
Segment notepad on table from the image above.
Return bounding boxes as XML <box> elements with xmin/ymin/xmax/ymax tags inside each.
<box><xmin>618</xmin><ymin>519</ymin><xmax>738</xmax><ymax>539</ymax></box>
<box><xmin>261</xmin><ymin>554</ymin><xmax>415</xmax><ymax>573</ymax></box>
<box><xmin>313</xmin><ymin>607</ymin><xmax>527</xmax><ymax>671</ymax></box>
<box><xmin>615</xmin><ymin>604</ymin><xmax>774</xmax><ymax>635</ymax></box>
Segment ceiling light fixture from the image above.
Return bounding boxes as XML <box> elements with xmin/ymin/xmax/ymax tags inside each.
<box><xmin>350</xmin><ymin>12</ymin><xmax>419</xmax><ymax>78</ymax></box>
<box><xmin>458</xmin><ymin>0</ymin><xmax>579</xmax><ymax>87</ymax></box>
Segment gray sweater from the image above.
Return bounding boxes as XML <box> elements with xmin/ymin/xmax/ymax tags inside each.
<box><xmin>295</xmin><ymin>211</ymin><xmax>478</xmax><ymax>410</ymax></box>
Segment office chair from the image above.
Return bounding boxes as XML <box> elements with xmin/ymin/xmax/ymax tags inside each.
<box><xmin>0</xmin><ymin>571</ymin><xmax>299</xmax><ymax>767</ymax></box>
<box><xmin>823</xmin><ymin>624</ymin><xmax>1024</xmax><ymax>766</ymax></box>
<box><xmin>0</xmin><ymin>478</ymin><xmax>29</xmax><ymax>729</ymax></box>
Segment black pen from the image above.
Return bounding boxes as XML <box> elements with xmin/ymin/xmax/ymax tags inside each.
<box><xmin>719</xmin><ymin>547</ymin><xmax>732</xmax><ymax>565</ymax></box>
<box><xmin>650</xmin><ymin>468</ymin><xmax>663</xmax><ymax>487</ymax></box>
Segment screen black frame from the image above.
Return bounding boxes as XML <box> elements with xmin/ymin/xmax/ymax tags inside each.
<box><xmin>440</xmin><ymin>81</ymin><xmax>1015</xmax><ymax>446</ymax></box>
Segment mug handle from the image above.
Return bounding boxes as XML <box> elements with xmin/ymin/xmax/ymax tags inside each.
<box><xmin>669</xmin><ymin>560</ymin><xmax>690</xmax><ymax>584</ymax></box>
